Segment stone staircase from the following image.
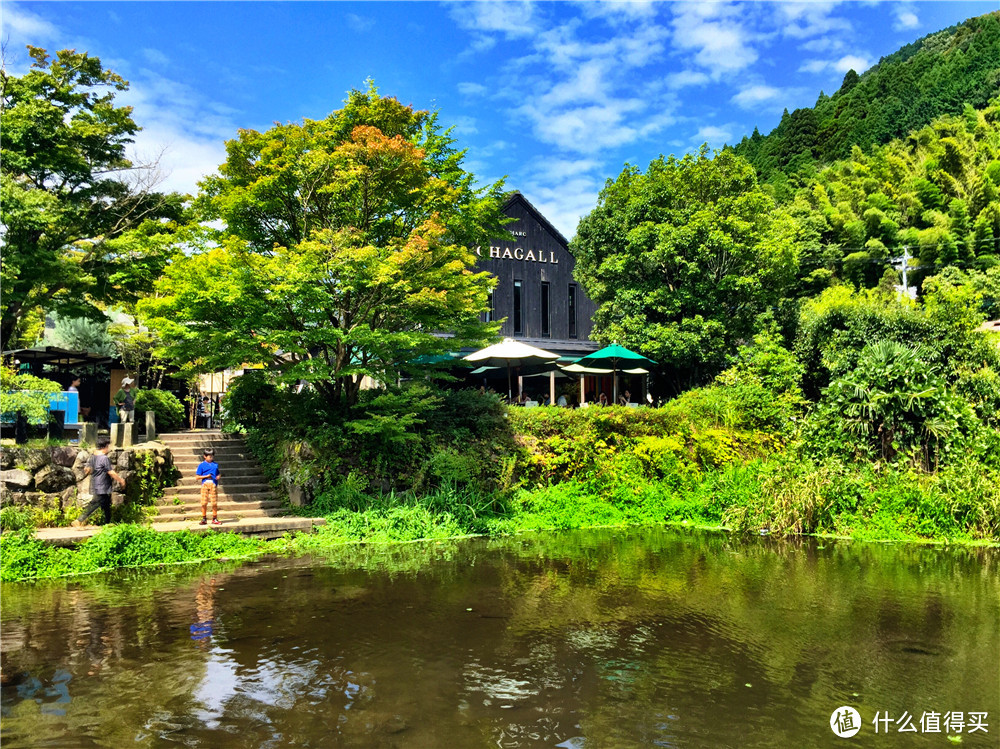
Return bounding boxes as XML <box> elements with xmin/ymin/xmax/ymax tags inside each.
<box><xmin>155</xmin><ymin>431</ymin><xmax>286</xmax><ymax>524</ymax></box>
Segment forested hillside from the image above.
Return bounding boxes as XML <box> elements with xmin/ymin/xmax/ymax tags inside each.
<box><xmin>734</xmin><ymin>11</ymin><xmax>1000</xmax><ymax>192</ymax></box>
<box><xmin>787</xmin><ymin>101</ymin><xmax>1000</xmax><ymax>296</ymax></box>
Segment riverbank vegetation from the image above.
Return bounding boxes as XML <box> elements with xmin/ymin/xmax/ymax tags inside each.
<box><xmin>4</xmin><ymin>22</ymin><xmax>1000</xmax><ymax>583</ymax></box>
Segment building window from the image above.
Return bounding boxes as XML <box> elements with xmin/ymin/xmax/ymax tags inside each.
<box><xmin>568</xmin><ymin>284</ymin><xmax>577</xmax><ymax>338</ymax></box>
<box><xmin>513</xmin><ymin>280</ymin><xmax>522</xmax><ymax>334</ymax></box>
<box><xmin>541</xmin><ymin>282</ymin><xmax>550</xmax><ymax>337</ymax></box>
<box><xmin>486</xmin><ymin>289</ymin><xmax>495</xmax><ymax>323</ymax></box>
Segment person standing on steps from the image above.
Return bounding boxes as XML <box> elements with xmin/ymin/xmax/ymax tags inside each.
<box><xmin>73</xmin><ymin>435</ymin><xmax>126</xmax><ymax>527</ymax></box>
<box><xmin>196</xmin><ymin>447</ymin><xmax>222</xmax><ymax>525</ymax></box>
<box><xmin>113</xmin><ymin>377</ymin><xmax>136</xmax><ymax>423</ymax></box>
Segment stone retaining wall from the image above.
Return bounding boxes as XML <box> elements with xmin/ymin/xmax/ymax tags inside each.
<box><xmin>0</xmin><ymin>443</ymin><xmax>174</xmax><ymax>520</ymax></box>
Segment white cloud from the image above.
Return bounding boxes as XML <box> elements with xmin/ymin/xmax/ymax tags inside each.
<box><xmin>731</xmin><ymin>84</ymin><xmax>782</xmax><ymax>109</ymax></box>
<box><xmin>2</xmin><ymin>2</ymin><xmax>59</xmax><ymax>42</ymax></box>
<box><xmin>693</xmin><ymin>124</ymin><xmax>735</xmax><ymax>146</ymax></box>
<box><xmin>466</xmin><ymin>11</ymin><xmax>676</xmax><ymax>157</ymax></box>
<box><xmin>458</xmin><ymin>82</ymin><xmax>488</xmax><ymax>97</ymax></box>
<box><xmin>798</xmin><ymin>59</ymin><xmax>831</xmax><ymax>74</ymax></box>
<box><xmin>346</xmin><ymin>13</ymin><xmax>375</xmax><ymax>33</ymax></box>
<box><xmin>520</xmin><ymin>167</ymin><xmax>604</xmax><ymax>239</ymax></box>
<box><xmin>520</xmin><ymin>99</ymin><xmax>651</xmax><ymax>154</ymax></box>
<box><xmin>451</xmin><ymin>115</ymin><xmax>479</xmax><ymax>137</ymax></box>
<box><xmin>800</xmin><ymin>36</ymin><xmax>845</xmax><ymax>54</ymax></box>
<box><xmin>665</xmin><ymin>70</ymin><xmax>710</xmax><ymax>90</ymax></box>
<box><xmin>142</xmin><ymin>48</ymin><xmax>170</xmax><ymax>67</ymax></box>
<box><xmin>799</xmin><ymin>53</ymin><xmax>872</xmax><ymax>75</ymax></box>
<box><xmin>575</xmin><ymin>0</ymin><xmax>658</xmax><ymax>26</ymax></box>
<box><xmin>833</xmin><ymin>54</ymin><xmax>871</xmax><ymax>74</ymax></box>
<box><xmin>774</xmin><ymin>2</ymin><xmax>852</xmax><ymax>40</ymax></box>
<box><xmin>670</xmin><ymin>3</ymin><xmax>759</xmax><ymax>78</ymax></box>
<box><xmin>532</xmin><ymin>157</ymin><xmax>601</xmax><ymax>182</ymax></box>
<box><xmin>114</xmin><ymin>71</ymin><xmax>237</xmax><ymax>196</ymax></box>
<box><xmin>450</xmin><ymin>1</ymin><xmax>538</xmax><ymax>39</ymax></box>
<box><xmin>893</xmin><ymin>6</ymin><xmax>919</xmax><ymax>31</ymax></box>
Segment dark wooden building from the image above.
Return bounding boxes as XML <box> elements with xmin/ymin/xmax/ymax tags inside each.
<box><xmin>475</xmin><ymin>192</ymin><xmax>599</xmax><ymax>357</ymax></box>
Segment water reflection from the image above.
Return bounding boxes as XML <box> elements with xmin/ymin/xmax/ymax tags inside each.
<box><xmin>190</xmin><ymin>578</ymin><xmax>216</xmax><ymax>648</ymax></box>
<box><xmin>1</xmin><ymin>529</ymin><xmax>998</xmax><ymax>747</ymax></box>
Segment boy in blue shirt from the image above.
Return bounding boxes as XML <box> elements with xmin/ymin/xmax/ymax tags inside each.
<box><xmin>195</xmin><ymin>447</ymin><xmax>222</xmax><ymax>525</ymax></box>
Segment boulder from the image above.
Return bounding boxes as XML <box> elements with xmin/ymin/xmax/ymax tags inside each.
<box><xmin>15</xmin><ymin>449</ymin><xmax>48</xmax><ymax>473</ymax></box>
<box><xmin>288</xmin><ymin>484</ymin><xmax>309</xmax><ymax>507</ymax></box>
<box><xmin>60</xmin><ymin>486</ymin><xmax>80</xmax><ymax>508</ymax></box>
<box><xmin>0</xmin><ymin>447</ymin><xmax>14</xmax><ymax>470</ymax></box>
<box><xmin>73</xmin><ymin>450</ymin><xmax>92</xmax><ymax>481</ymax></box>
<box><xmin>0</xmin><ymin>490</ymin><xmax>27</xmax><ymax>508</ymax></box>
<box><xmin>1</xmin><ymin>469</ymin><xmax>33</xmax><ymax>491</ymax></box>
<box><xmin>34</xmin><ymin>464</ymin><xmax>77</xmax><ymax>493</ymax></box>
<box><xmin>116</xmin><ymin>450</ymin><xmax>133</xmax><ymax>471</ymax></box>
<box><xmin>49</xmin><ymin>446</ymin><xmax>78</xmax><ymax>468</ymax></box>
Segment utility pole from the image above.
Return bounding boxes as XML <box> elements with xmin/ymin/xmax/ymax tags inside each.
<box><xmin>900</xmin><ymin>246</ymin><xmax>910</xmax><ymax>295</ymax></box>
<box><xmin>891</xmin><ymin>246</ymin><xmax>912</xmax><ymax>298</ymax></box>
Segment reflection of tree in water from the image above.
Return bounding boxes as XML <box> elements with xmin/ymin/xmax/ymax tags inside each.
<box><xmin>470</xmin><ymin>530</ymin><xmax>1000</xmax><ymax>748</ymax></box>
<box><xmin>0</xmin><ymin>532</ymin><xmax>996</xmax><ymax>747</ymax></box>
<box><xmin>1</xmin><ymin>579</ymin><xmax>210</xmax><ymax>746</ymax></box>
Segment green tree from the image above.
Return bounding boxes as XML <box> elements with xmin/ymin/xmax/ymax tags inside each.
<box><xmin>44</xmin><ymin>313</ymin><xmax>116</xmax><ymax>356</ymax></box>
<box><xmin>0</xmin><ymin>46</ymin><xmax>183</xmax><ymax>347</ymax></box>
<box><xmin>143</xmin><ymin>86</ymin><xmax>507</xmax><ymax>406</ymax></box>
<box><xmin>572</xmin><ymin>147</ymin><xmax>798</xmax><ymax>392</ymax></box>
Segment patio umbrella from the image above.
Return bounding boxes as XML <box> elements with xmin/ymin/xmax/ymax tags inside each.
<box><xmin>572</xmin><ymin>343</ymin><xmax>656</xmax><ymax>403</ymax></box>
<box><xmin>464</xmin><ymin>338</ymin><xmax>559</xmax><ymax>400</ymax></box>
<box><xmin>561</xmin><ymin>363</ymin><xmax>649</xmax><ymax>375</ymax></box>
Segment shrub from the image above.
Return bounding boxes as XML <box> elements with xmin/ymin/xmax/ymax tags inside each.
<box><xmin>805</xmin><ymin>340</ymin><xmax>983</xmax><ymax>470</ymax></box>
<box><xmin>0</xmin><ymin>506</ymin><xmax>33</xmax><ymax>532</ymax></box>
<box><xmin>0</xmin><ymin>365</ymin><xmax>62</xmax><ymax>423</ymax></box>
<box><xmin>134</xmin><ymin>389</ymin><xmax>185</xmax><ymax>432</ymax></box>
<box><xmin>223</xmin><ymin>369</ymin><xmax>280</xmax><ymax>431</ymax></box>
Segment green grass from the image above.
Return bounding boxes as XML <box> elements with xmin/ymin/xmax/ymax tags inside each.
<box><xmin>4</xmin><ymin>450</ymin><xmax>996</xmax><ymax>583</ymax></box>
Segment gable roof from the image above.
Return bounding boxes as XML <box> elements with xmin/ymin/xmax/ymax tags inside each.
<box><xmin>502</xmin><ymin>191</ymin><xmax>570</xmax><ymax>248</ymax></box>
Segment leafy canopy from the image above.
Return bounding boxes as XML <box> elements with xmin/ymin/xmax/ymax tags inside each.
<box><xmin>143</xmin><ymin>85</ymin><xmax>507</xmax><ymax>406</ymax></box>
<box><xmin>572</xmin><ymin>147</ymin><xmax>798</xmax><ymax>392</ymax></box>
<box><xmin>0</xmin><ymin>46</ymin><xmax>184</xmax><ymax>347</ymax></box>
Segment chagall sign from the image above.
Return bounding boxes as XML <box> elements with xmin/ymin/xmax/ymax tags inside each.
<box><xmin>474</xmin><ymin>245</ymin><xmax>560</xmax><ymax>264</ymax></box>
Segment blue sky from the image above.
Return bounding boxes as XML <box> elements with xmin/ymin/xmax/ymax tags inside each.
<box><xmin>3</xmin><ymin>1</ymin><xmax>995</xmax><ymax>237</ymax></box>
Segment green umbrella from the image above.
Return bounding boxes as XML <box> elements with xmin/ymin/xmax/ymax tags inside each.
<box><xmin>572</xmin><ymin>343</ymin><xmax>656</xmax><ymax>404</ymax></box>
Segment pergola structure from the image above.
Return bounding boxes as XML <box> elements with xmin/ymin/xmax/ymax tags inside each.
<box><xmin>2</xmin><ymin>346</ymin><xmax>115</xmax><ymax>371</ymax></box>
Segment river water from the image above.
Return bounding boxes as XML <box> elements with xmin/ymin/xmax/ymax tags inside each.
<box><xmin>1</xmin><ymin>528</ymin><xmax>997</xmax><ymax>748</ymax></box>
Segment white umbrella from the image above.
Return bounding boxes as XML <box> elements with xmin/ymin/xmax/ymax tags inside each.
<box><xmin>561</xmin><ymin>363</ymin><xmax>649</xmax><ymax>375</ymax></box>
<box><xmin>464</xmin><ymin>338</ymin><xmax>559</xmax><ymax>400</ymax></box>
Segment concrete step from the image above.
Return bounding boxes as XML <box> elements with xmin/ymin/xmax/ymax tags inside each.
<box><xmin>157</xmin><ymin>498</ymin><xmax>283</xmax><ymax>511</ymax></box>
<box><xmin>163</xmin><ymin>442</ymin><xmax>248</xmax><ymax>454</ymax></box>
<box><xmin>176</xmin><ymin>477</ymin><xmax>267</xmax><ymax>489</ymax></box>
<box><xmin>160</xmin><ymin>491</ymin><xmax>277</xmax><ymax>504</ymax></box>
<box><xmin>170</xmin><ymin>449</ymin><xmax>257</xmax><ymax>466</ymax></box>
<box><xmin>161</xmin><ymin>434</ymin><xmax>243</xmax><ymax>442</ymax></box>
<box><xmin>153</xmin><ymin>507</ymin><xmax>289</xmax><ymax>522</ymax></box>
<box><xmin>35</xmin><ymin>517</ymin><xmax>328</xmax><ymax>546</ymax></box>
<box><xmin>175</xmin><ymin>466</ymin><xmax>265</xmax><ymax>482</ymax></box>
<box><xmin>174</xmin><ymin>469</ymin><xmax>260</xmax><ymax>480</ymax></box>
<box><xmin>171</xmin><ymin>447</ymin><xmax>255</xmax><ymax>459</ymax></box>
<box><xmin>168</xmin><ymin>482</ymin><xmax>272</xmax><ymax>495</ymax></box>
<box><xmin>173</xmin><ymin>461</ymin><xmax>259</xmax><ymax>473</ymax></box>
<box><xmin>158</xmin><ymin>430</ymin><xmax>228</xmax><ymax>440</ymax></box>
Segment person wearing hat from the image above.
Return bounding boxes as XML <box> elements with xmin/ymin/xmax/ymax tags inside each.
<box><xmin>113</xmin><ymin>377</ymin><xmax>137</xmax><ymax>423</ymax></box>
